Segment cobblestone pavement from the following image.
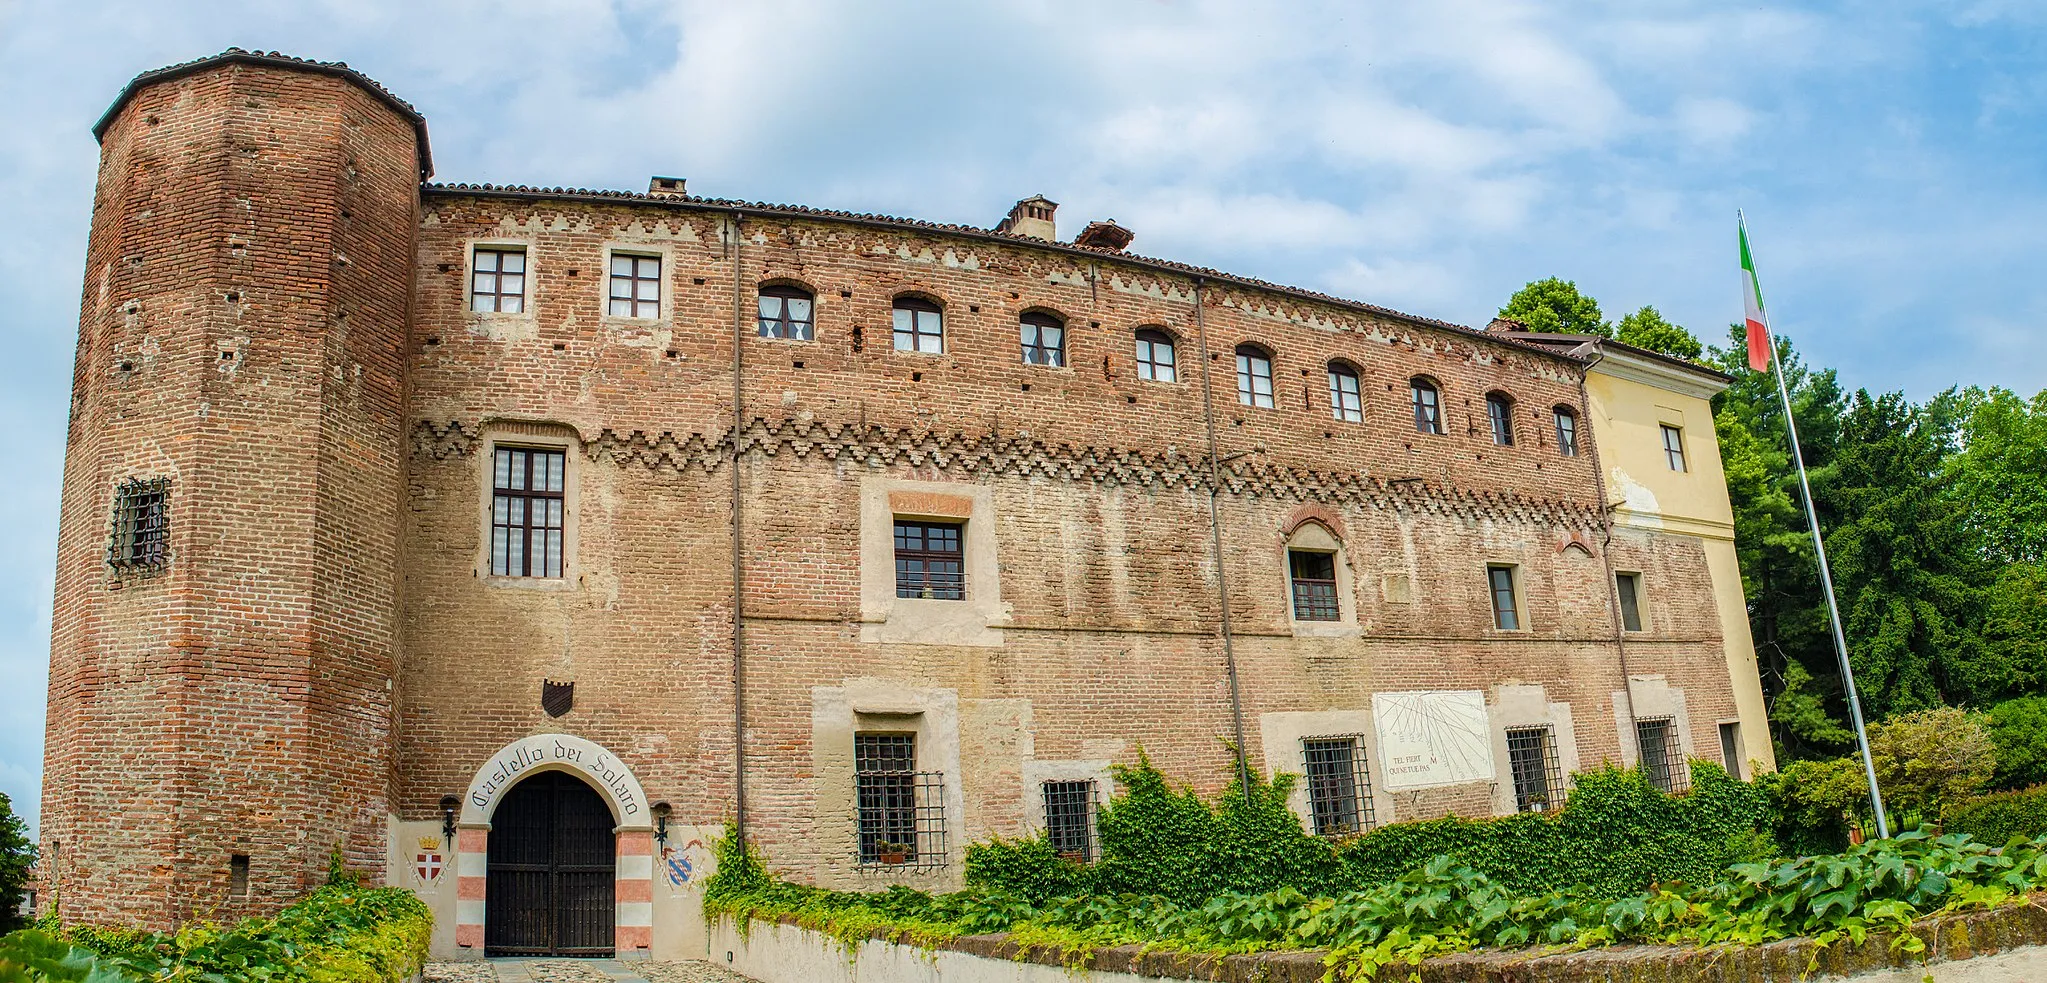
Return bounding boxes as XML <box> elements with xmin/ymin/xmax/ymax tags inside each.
<box><xmin>422</xmin><ymin>960</ymin><xmax>759</xmax><ymax>983</ymax></box>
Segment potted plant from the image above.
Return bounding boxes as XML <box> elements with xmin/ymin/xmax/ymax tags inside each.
<box><xmin>875</xmin><ymin>841</ymin><xmax>913</xmax><ymax>865</ymax></box>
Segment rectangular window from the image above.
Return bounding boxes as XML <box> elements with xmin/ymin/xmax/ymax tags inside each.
<box><xmin>1235</xmin><ymin>349</ymin><xmax>1275</xmax><ymax>408</ymax></box>
<box><xmin>1554</xmin><ymin>410</ymin><xmax>1578</xmax><ymax>457</ymax></box>
<box><xmin>1506</xmin><ymin>726</ymin><xmax>1564</xmax><ymax>812</ymax></box>
<box><xmin>1042</xmin><ymin>780</ymin><xmax>1098</xmax><ymax>861</ymax></box>
<box><xmin>893</xmin><ymin>521</ymin><xmax>964</xmax><ymax>600</ymax></box>
<box><xmin>1289</xmin><ymin>550</ymin><xmax>1340</xmax><ymax>622</ymax></box>
<box><xmin>1661</xmin><ymin>424</ymin><xmax>1687</xmax><ymax>472</ymax></box>
<box><xmin>854</xmin><ymin>734</ymin><xmax>947</xmax><ymax>868</ymax></box>
<box><xmin>1616</xmin><ymin>573</ymin><xmax>1644</xmax><ymax>632</ymax></box>
<box><xmin>491</xmin><ymin>447</ymin><xmax>566</xmax><ymax>578</ymax></box>
<box><xmin>471</xmin><ymin>248</ymin><xmax>526</xmax><ymax>313</ymax></box>
<box><xmin>1487</xmin><ymin>565</ymin><xmax>1520</xmax><ymax>630</ymax></box>
<box><xmin>107</xmin><ymin>477</ymin><xmax>171</xmax><ymax>571</ymax></box>
<box><xmin>1302</xmin><ymin>736</ymin><xmax>1375</xmax><ymax>836</ymax></box>
<box><xmin>892</xmin><ymin>301</ymin><xmax>944</xmax><ymax>353</ymax></box>
<box><xmin>607</xmin><ymin>254</ymin><xmax>661</xmax><ymax>319</ymax></box>
<box><xmin>1328</xmin><ymin>366</ymin><xmax>1363</xmax><ymax>422</ymax></box>
<box><xmin>1636</xmin><ymin>717</ymin><xmax>1689</xmax><ymax>793</ymax></box>
<box><xmin>1719</xmin><ymin>721</ymin><xmax>1744</xmax><ymax>778</ymax></box>
<box><xmin>1020</xmin><ymin>314</ymin><xmax>1065</xmax><ymax>367</ymax></box>
<box><xmin>229</xmin><ymin>854</ymin><xmax>250</xmax><ymax>896</ymax></box>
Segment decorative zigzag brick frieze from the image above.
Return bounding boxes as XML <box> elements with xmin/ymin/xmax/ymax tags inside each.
<box><xmin>409</xmin><ymin>417</ymin><xmax>1603</xmax><ymax>530</ymax></box>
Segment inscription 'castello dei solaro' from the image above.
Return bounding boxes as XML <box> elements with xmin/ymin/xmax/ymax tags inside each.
<box><xmin>43</xmin><ymin>49</ymin><xmax>1775</xmax><ymax>960</ymax></box>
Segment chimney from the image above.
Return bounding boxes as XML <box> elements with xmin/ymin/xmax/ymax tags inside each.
<box><xmin>648</xmin><ymin>176</ymin><xmax>687</xmax><ymax>197</ymax></box>
<box><xmin>995</xmin><ymin>195</ymin><xmax>1058</xmax><ymax>240</ymax></box>
<box><xmin>1074</xmin><ymin>220</ymin><xmax>1134</xmax><ymax>252</ymax></box>
<box><xmin>1485</xmin><ymin>316</ymin><xmax>1527</xmax><ymax>333</ymax></box>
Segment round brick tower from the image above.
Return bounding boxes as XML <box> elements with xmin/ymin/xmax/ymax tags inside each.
<box><xmin>43</xmin><ymin>50</ymin><xmax>426</xmax><ymax>927</ymax></box>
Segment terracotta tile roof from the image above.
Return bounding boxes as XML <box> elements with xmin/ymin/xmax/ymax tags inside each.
<box><xmin>94</xmin><ymin>48</ymin><xmax>433</xmax><ymax>178</ymax></box>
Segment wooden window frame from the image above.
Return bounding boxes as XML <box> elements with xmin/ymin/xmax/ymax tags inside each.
<box><xmin>1661</xmin><ymin>424</ymin><xmax>1687</xmax><ymax>472</ymax></box>
<box><xmin>1487</xmin><ymin>564</ymin><xmax>1521</xmax><ymax>631</ymax></box>
<box><xmin>1288</xmin><ymin>550</ymin><xmax>1340</xmax><ymax>622</ymax></box>
<box><xmin>1327</xmin><ymin>363</ymin><xmax>1363</xmax><ymax>422</ymax></box>
<box><xmin>893</xmin><ymin>520</ymin><xmax>964</xmax><ymax>600</ymax></box>
<box><xmin>1553</xmin><ymin>407</ymin><xmax>1578</xmax><ymax>457</ymax></box>
<box><xmin>491</xmin><ymin>446</ymin><xmax>567</xmax><ymax>579</ymax></box>
<box><xmin>1020</xmin><ymin>312</ymin><xmax>1065</xmax><ymax>367</ymax></box>
<box><xmin>471</xmin><ymin>247</ymin><xmax>528</xmax><ymax>314</ymax></box>
<box><xmin>607</xmin><ymin>253</ymin><xmax>662</xmax><ymax>319</ymax></box>
<box><xmin>1235</xmin><ymin>344</ymin><xmax>1275</xmax><ymax>408</ymax></box>
<box><xmin>1487</xmin><ymin>393</ymin><xmax>1515</xmax><ymax>446</ymax></box>
<box><xmin>757</xmin><ymin>284</ymin><xmax>815</xmax><ymax>341</ymax></box>
<box><xmin>892</xmin><ymin>297</ymin><xmax>944</xmax><ymax>354</ymax></box>
<box><xmin>1134</xmin><ymin>328</ymin><xmax>1177</xmax><ymax>383</ymax></box>
<box><xmin>1410</xmin><ymin>378</ymin><xmax>1443</xmax><ymax>435</ymax></box>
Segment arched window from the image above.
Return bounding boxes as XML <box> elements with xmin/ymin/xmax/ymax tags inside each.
<box><xmin>1235</xmin><ymin>344</ymin><xmax>1275</xmax><ymax>408</ymax></box>
<box><xmin>1410</xmin><ymin>378</ymin><xmax>1443</xmax><ymax>434</ymax></box>
<box><xmin>1553</xmin><ymin>406</ymin><xmax>1578</xmax><ymax>457</ymax></box>
<box><xmin>1487</xmin><ymin>392</ymin><xmax>1515</xmax><ymax>446</ymax></box>
<box><xmin>1135</xmin><ymin>328</ymin><xmax>1176</xmax><ymax>382</ymax></box>
<box><xmin>892</xmin><ymin>297</ymin><xmax>943</xmax><ymax>353</ymax></box>
<box><xmin>1327</xmin><ymin>362</ymin><xmax>1363</xmax><ymax>423</ymax></box>
<box><xmin>758</xmin><ymin>284</ymin><xmax>815</xmax><ymax>341</ymax></box>
<box><xmin>1020</xmin><ymin>312</ymin><xmax>1065</xmax><ymax>367</ymax></box>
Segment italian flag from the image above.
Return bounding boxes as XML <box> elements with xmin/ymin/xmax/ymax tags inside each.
<box><xmin>1739</xmin><ymin>217</ymin><xmax>1771</xmax><ymax>372</ymax></box>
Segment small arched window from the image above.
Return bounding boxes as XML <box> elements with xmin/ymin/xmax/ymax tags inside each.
<box><xmin>1553</xmin><ymin>406</ymin><xmax>1579</xmax><ymax>457</ymax></box>
<box><xmin>758</xmin><ymin>284</ymin><xmax>815</xmax><ymax>341</ymax></box>
<box><xmin>1410</xmin><ymin>378</ymin><xmax>1443</xmax><ymax>434</ymax></box>
<box><xmin>1020</xmin><ymin>312</ymin><xmax>1065</xmax><ymax>367</ymax></box>
<box><xmin>1327</xmin><ymin>362</ymin><xmax>1363</xmax><ymax>423</ymax></box>
<box><xmin>892</xmin><ymin>297</ymin><xmax>944</xmax><ymax>353</ymax></box>
<box><xmin>1487</xmin><ymin>392</ymin><xmax>1515</xmax><ymax>446</ymax></box>
<box><xmin>1135</xmin><ymin>328</ymin><xmax>1176</xmax><ymax>382</ymax></box>
<box><xmin>1235</xmin><ymin>344</ymin><xmax>1275</xmax><ymax>408</ymax></box>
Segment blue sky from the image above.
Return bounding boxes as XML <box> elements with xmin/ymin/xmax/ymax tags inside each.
<box><xmin>3</xmin><ymin>0</ymin><xmax>2045</xmax><ymax>837</ymax></box>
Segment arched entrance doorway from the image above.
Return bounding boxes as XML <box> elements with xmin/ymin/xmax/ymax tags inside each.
<box><xmin>485</xmin><ymin>771</ymin><xmax>617</xmax><ymax>956</ymax></box>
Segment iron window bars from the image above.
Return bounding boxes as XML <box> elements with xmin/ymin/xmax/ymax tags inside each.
<box><xmin>757</xmin><ymin>286</ymin><xmax>815</xmax><ymax>341</ymax></box>
<box><xmin>1328</xmin><ymin>363</ymin><xmax>1364</xmax><ymax>422</ymax></box>
<box><xmin>1487</xmin><ymin>393</ymin><xmax>1515</xmax><ymax>446</ymax></box>
<box><xmin>1289</xmin><ymin>550</ymin><xmax>1340</xmax><ymax>622</ymax></box>
<box><xmin>107</xmin><ymin>477</ymin><xmax>170</xmax><ymax>572</ymax></box>
<box><xmin>608</xmin><ymin>254</ymin><xmax>661</xmax><ymax>319</ymax></box>
<box><xmin>1410</xmin><ymin>379</ymin><xmax>1443</xmax><ymax>434</ymax></box>
<box><xmin>892</xmin><ymin>298</ymin><xmax>944</xmax><ymax>353</ymax></box>
<box><xmin>855</xmin><ymin>733</ymin><xmax>948</xmax><ymax>869</ymax></box>
<box><xmin>1488</xmin><ymin>565</ymin><xmax>1520</xmax><ymax>630</ymax></box>
<box><xmin>1506</xmin><ymin>726</ymin><xmax>1565</xmax><ymax>812</ymax></box>
<box><xmin>1302</xmin><ymin>736</ymin><xmax>1376</xmax><ymax>837</ymax></box>
<box><xmin>1134</xmin><ymin>329</ymin><xmax>1176</xmax><ymax>382</ymax></box>
<box><xmin>492</xmin><ymin>447</ymin><xmax>566</xmax><ymax>578</ymax></box>
<box><xmin>893</xmin><ymin>521</ymin><xmax>964</xmax><ymax>600</ymax></box>
<box><xmin>1041</xmin><ymin>780</ymin><xmax>1099</xmax><ymax>862</ymax></box>
<box><xmin>1235</xmin><ymin>345</ymin><xmax>1275</xmax><ymax>408</ymax></box>
<box><xmin>1636</xmin><ymin>717</ymin><xmax>1690</xmax><ymax>793</ymax></box>
<box><xmin>1661</xmin><ymin>424</ymin><xmax>1688</xmax><ymax>472</ymax></box>
<box><xmin>1020</xmin><ymin>313</ymin><xmax>1065</xmax><ymax>367</ymax></box>
<box><xmin>1554</xmin><ymin>407</ymin><xmax>1578</xmax><ymax>456</ymax></box>
<box><xmin>471</xmin><ymin>248</ymin><xmax>526</xmax><ymax>313</ymax></box>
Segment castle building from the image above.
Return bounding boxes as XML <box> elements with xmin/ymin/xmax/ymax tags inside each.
<box><xmin>43</xmin><ymin>50</ymin><xmax>1772</xmax><ymax>961</ymax></box>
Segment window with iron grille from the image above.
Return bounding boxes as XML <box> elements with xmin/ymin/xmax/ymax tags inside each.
<box><xmin>1661</xmin><ymin>424</ymin><xmax>1687</xmax><ymax>472</ymax></box>
<box><xmin>608</xmin><ymin>254</ymin><xmax>661</xmax><ymax>318</ymax></box>
<box><xmin>855</xmin><ymin>733</ymin><xmax>948</xmax><ymax>868</ymax></box>
<box><xmin>1410</xmin><ymin>378</ymin><xmax>1443</xmax><ymax>434</ymax></box>
<box><xmin>1041</xmin><ymin>780</ymin><xmax>1098</xmax><ymax>861</ymax></box>
<box><xmin>1487</xmin><ymin>565</ymin><xmax>1520</xmax><ymax>630</ymax></box>
<box><xmin>1487</xmin><ymin>393</ymin><xmax>1515</xmax><ymax>445</ymax></box>
<box><xmin>491</xmin><ymin>447</ymin><xmax>566</xmax><ymax>578</ymax></box>
<box><xmin>107</xmin><ymin>477</ymin><xmax>170</xmax><ymax>572</ymax></box>
<box><xmin>1636</xmin><ymin>717</ymin><xmax>1689</xmax><ymax>793</ymax></box>
<box><xmin>894</xmin><ymin>521</ymin><xmax>963</xmax><ymax>600</ymax></box>
<box><xmin>1021</xmin><ymin>313</ymin><xmax>1065</xmax><ymax>367</ymax></box>
<box><xmin>892</xmin><ymin>297</ymin><xmax>944</xmax><ymax>353</ymax></box>
<box><xmin>1135</xmin><ymin>328</ymin><xmax>1176</xmax><ymax>382</ymax></box>
<box><xmin>1289</xmin><ymin>550</ymin><xmax>1340</xmax><ymax>622</ymax></box>
<box><xmin>757</xmin><ymin>285</ymin><xmax>814</xmax><ymax>341</ymax></box>
<box><xmin>1302</xmin><ymin>736</ymin><xmax>1375</xmax><ymax>836</ymax></box>
<box><xmin>1616</xmin><ymin>572</ymin><xmax>1644</xmax><ymax>632</ymax></box>
<box><xmin>471</xmin><ymin>248</ymin><xmax>526</xmax><ymax>313</ymax></box>
<box><xmin>1235</xmin><ymin>344</ymin><xmax>1275</xmax><ymax>408</ymax></box>
<box><xmin>1506</xmin><ymin>726</ymin><xmax>1564</xmax><ymax>812</ymax></box>
<box><xmin>1328</xmin><ymin>363</ymin><xmax>1363</xmax><ymax>422</ymax></box>
<box><xmin>1553</xmin><ymin>407</ymin><xmax>1578</xmax><ymax>456</ymax></box>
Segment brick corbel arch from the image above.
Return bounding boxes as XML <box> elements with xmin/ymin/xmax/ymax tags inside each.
<box><xmin>1278</xmin><ymin>502</ymin><xmax>1347</xmax><ymax>543</ymax></box>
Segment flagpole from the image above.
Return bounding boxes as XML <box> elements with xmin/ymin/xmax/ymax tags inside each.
<box><xmin>1741</xmin><ymin>211</ymin><xmax>1890</xmax><ymax>840</ymax></box>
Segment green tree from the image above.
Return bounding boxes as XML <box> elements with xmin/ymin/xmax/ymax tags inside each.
<box><xmin>1945</xmin><ymin>387</ymin><xmax>2047</xmax><ymax>565</ymax></box>
<box><xmin>0</xmin><ymin>792</ymin><xmax>34</xmax><ymax>931</ymax></box>
<box><xmin>1866</xmin><ymin>706</ymin><xmax>1995</xmax><ymax>820</ymax></box>
<box><xmin>1986</xmin><ymin>696</ymin><xmax>2047</xmax><ymax>791</ymax></box>
<box><xmin>1978</xmin><ymin>563</ymin><xmax>2047</xmax><ymax>702</ymax></box>
<box><xmin>1499</xmin><ymin>277</ymin><xmax>1610</xmax><ymax>337</ymax></box>
<box><xmin>1615</xmin><ymin>305</ymin><xmax>1703</xmax><ymax>360</ymax></box>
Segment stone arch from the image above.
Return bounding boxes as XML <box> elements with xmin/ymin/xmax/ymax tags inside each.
<box><xmin>460</xmin><ymin>732</ymin><xmax>651</xmax><ymax>827</ymax></box>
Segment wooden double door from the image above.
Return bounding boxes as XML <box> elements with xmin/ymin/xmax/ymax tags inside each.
<box><xmin>485</xmin><ymin>771</ymin><xmax>616</xmax><ymax>956</ymax></box>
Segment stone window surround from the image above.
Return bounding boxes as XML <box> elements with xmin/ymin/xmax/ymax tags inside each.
<box><xmin>1281</xmin><ymin>519</ymin><xmax>1359</xmax><ymax>637</ymax></box>
<box><xmin>1258</xmin><ymin>709</ymin><xmax>1398</xmax><ymax>836</ymax></box>
<box><xmin>1616</xmin><ymin>569</ymin><xmax>1650</xmax><ymax>633</ymax></box>
<box><xmin>858</xmin><ymin>476</ymin><xmax>1008</xmax><ymax>647</ymax></box>
<box><xmin>811</xmin><ymin>679</ymin><xmax>966</xmax><ymax>891</ymax></box>
<box><xmin>1716</xmin><ymin>717</ymin><xmax>1750</xmax><ymax>780</ymax></box>
<box><xmin>1020</xmin><ymin>759</ymin><xmax>1113</xmax><ymax>844</ymax></box>
<box><xmin>1613</xmin><ymin>675</ymin><xmax>1695</xmax><ymax>773</ymax></box>
<box><xmin>474</xmin><ymin>422</ymin><xmax>582</xmax><ymax>590</ymax></box>
<box><xmin>601</xmin><ymin>243</ymin><xmax>674</xmax><ymax>324</ymax></box>
<box><xmin>1484</xmin><ymin>684</ymin><xmax>1581</xmax><ymax>816</ymax></box>
<box><xmin>466</xmin><ymin>238</ymin><xmax>535</xmax><ymax>318</ymax></box>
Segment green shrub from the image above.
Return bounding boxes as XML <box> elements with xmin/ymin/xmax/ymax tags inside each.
<box><xmin>1758</xmin><ymin>756</ymin><xmax>1868</xmax><ymax>856</ymax></box>
<box><xmin>1867</xmin><ymin>707</ymin><xmax>1995</xmax><ymax>818</ymax></box>
<box><xmin>1947</xmin><ymin>784</ymin><xmax>2047</xmax><ymax>844</ymax></box>
<box><xmin>1986</xmin><ymin>697</ymin><xmax>2047</xmax><ymax>791</ymax></box>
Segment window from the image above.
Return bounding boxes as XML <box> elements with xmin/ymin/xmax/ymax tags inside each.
<box><xmin>1487</xmin><ymin>393</ymin><xmax>1514</xmax><ymax>446</ymax></box>
<box><xmin>1134</xmin><ymin>328</ymin><xmax>1176</xmax><ymax>382</ymax></box>
<box><xmin>229</xmin><ymin>854</ymin><xmax>250</xmax><ymax>897</ymax></box>
<box><xmin>1636</xmin><ymin>717</ymin><xmax>1689</xmax><ymax>793</ymax></box>
<box><xmin>757</xmin><ymin>285</ymin><xmax>814</xmax><ymax>341</ymax></box>
<box><xmin>1553</xmin><ymin>407</ymin><xmax>1578</xmax><ymax>457</ymax></box>
<box><xmin>107</xmin><ymin>477</ymin><xmax>171</xmax><ymax>571</ymax></box>
<box><xmin>893</xmin><ymin>521</ymin><xmax>963</xmax><ymax>600</ymax></box>
<box><xmin>1719</xmin><ymin>722</ymin><xmax>1745</xmax><ymax>778</ymax></box>
<box><xmin>607</xmin><ymin>254</ymin><xmax>661</xmax><ymax>318</ymax></box>
<box><xmin>471</xmin><ymin>248</ymin><xmax>526</xmax><ymax>313</ymax></box>
<box><xmin>1328</xmin><ymin>363</ymin><xmax>1363</xmax><ymax>422</ymax></box>
<box><xmin>1616</xmin><ymin>573</ymin><xmax>1644</xmax><ymax>632</ymax></box>
<box><xmin>1042</xmin><ymin>780</ymin><xmax>1098</xmax><ymax>861</ymax></box>
<box><xmin>1302</xmin><ymin>736</ymin><xmax>1375</xmax><ymax>836</ymax></box>
<box><xmin>1410</xmin><ymin>378</ymin><xmax>1443</xmax><ymax>434</ymax></box>
<box><xmin>1487</xmin><ymin>565</ymin><xmax>1520</xmax><ymax>630</ymax></box>
<box><xmin>491</xmin><ymin>447</ymin><xmax>566</xmax><ymax>578</ymax></box>
<box><xmin>1020</xmin><ymin>312</ymin><xmax>1065</xmax><ymax>367</ymax></box>
<box><xmin>854</xmin><ymin>733</ymin><xmax>918</xmax><ymax>865</ymax></box>
<box><xmin>1661</xmin><ymin>424</ymin><xmax>1687</xmax><ymax>472</ymax></box>
<box><xmin>1289</xmin><ymin>550</ymin><xmax>1340</xmax><ymax>622</ymax></box>
<box><xmin>892</xmin><ymin>297</ymin><xmax>944</xmax><ymax>353</ymax></box>
<box><xmin>1235</xmin><ymin>344</ymin><xmax>1275</xmax><ymax>408</ymax></box>
<box><xmin>1506</xmin><ymin>727</ymin><xmax>1564</xmax><ymax>812</ymax></box>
